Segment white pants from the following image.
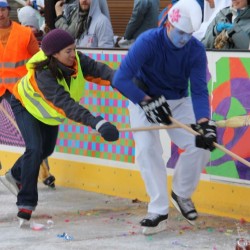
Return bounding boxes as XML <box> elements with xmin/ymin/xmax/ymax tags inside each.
<box><xmin>128</xmin><ymin>97</ymin><xmax>210</xmax><ymax>215</ymax></box>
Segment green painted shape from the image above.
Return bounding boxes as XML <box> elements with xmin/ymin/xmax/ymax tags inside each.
<box><xmin>210</xmin><ymin>148</ymin><xmax>225</xmax><ymax>162</ymax></box>
<box><xmin>128</xmin><ymin>156</ymin><xmax>133</xmax><ymax>162</ymax></box>
<box><xmin>79</xmin><ymin>134</ymin><xmax>85</xmax><ymax>140</ymax></box>
<box><xmin>112</xmin><ymin>62</ymin><xmax>120</xmax><ymax>70</ymax></box>
<box><xmin>95</xmin><ymin>136</ymin><xmax>101</xmax><ymax>143</ymax></box>
<box><xmin>240</xmin><ymin>58</ymin><xmax>250</xmax><ymax>77</ymax></box>
<box><xmin>228</xmin><ymin>97</ymin><xmax>247</xmax><ymax>117</ymax></box>
<box><xmin>215</xmin><ymin>58</ymin><xmax>230</xmax><ymax>88</ymax></box>
<box><xmin>206</xmin><ymin>161</ymin><xmax>239</xmax><ymax>178</ymax></box>
<box><xmin>105</xmin><ymin>92</ymin><xmax>110</xmax><ymax>98</ymax></box>
<box><xmin>207</xmin><ymin>78</ymin><xmax>213</xmax><ymax>95</ymax></box>
<box><xmin>212</xmin><ymin>113</ymin><xmax>224</xmax><ymax>121</ymax></box>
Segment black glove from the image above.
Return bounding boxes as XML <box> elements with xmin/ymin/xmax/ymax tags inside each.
<box><xmin>95</xmin><ymin>116</ymin><xmax>119</xmax><ymax>142</ymax></box>
<box><xmin>191</xmin><ymin>120</ymin><xmax>217</xmax><ymax>151</ymax></box>
<box><xmin>139</xmin><ymin>95</ymin><xmax>172</xmax><ymax>125</ymax></box>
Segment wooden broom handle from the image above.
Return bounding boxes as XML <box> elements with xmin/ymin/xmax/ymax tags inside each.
<box><xmin>170</xmin><ymin>117</ymin><xmax>250</xmax><ymax>168</ymax></box>
<box><xmin>0</xmin><ymin>103</ymin><xmax>20</xmax><ymax>132</ymax></box>
<box><xmin>90</xmin><ymin>116</ymin><xmax>250</xmax><ymax>167</ymax></box>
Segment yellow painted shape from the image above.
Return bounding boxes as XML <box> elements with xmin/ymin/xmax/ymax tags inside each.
<box><xmin>0</xmin><ymin>150</ymin><xmax>249</xmax><ymax>221</ymax></box>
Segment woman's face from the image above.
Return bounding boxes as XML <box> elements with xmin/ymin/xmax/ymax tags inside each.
<box><xmin>232</xmin><ymin>0</ymin><xmax>248</xmax><ymax>9</ymax></box>
<box><xmin>53</xmin><ymin>44</ymin><xmax>76</xmax><ymax>67</ymax></box>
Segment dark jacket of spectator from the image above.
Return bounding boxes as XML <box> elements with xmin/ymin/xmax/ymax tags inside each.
<box><xmin>124</xmin><ymin>0</ymin><xmax>160</xmax><ymax>40</ymax></box>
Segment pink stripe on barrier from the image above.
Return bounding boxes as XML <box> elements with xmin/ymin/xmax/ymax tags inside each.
<box><xmin>121</xmin><ymin>146</ymin><xmax>124</xmax><ymax>154</ymax></box>
<box><xmin>64</xmin><ymin>125</ymin><xmax>68</xmax><ymax>132</ymax></box>
<box><xmin>87</xmin><ymin>142</ymin><xmax>92</xmax><ymax>150</ymax></box>
<box><xmin>96</xmin><ymin>54</ymin><xmax>101</xmax><ymax>60</ymax></box>
<box><xmin>128</xmin><ymin>147</ymin><xmax>133</xmax><ymax>155</ymax></box>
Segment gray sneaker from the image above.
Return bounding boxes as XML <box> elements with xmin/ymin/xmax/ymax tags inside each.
<box><xmin>171</xmin><ymin>191</ymin><xmax>198</xmax><ymax>225</ymax></box>
<box><xmin>0</xmin><ymin>170</ymin><xmax>20</xmax><ymax>196</ymax></box>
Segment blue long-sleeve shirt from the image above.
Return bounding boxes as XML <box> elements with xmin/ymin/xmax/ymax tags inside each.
<box><xmin>113</xmin><ymin>27</ymin><xmax>210</xmax><ymax>121</ymax></box>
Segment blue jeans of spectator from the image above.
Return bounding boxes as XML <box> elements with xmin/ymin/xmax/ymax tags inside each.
<box><xmin>10</xmin><ymin>96</ymin><xmax>59</xmax><ymax>210</ymax></box>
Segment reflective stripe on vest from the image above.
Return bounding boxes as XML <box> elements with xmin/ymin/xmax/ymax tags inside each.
<box><xmin>16</xmin><ymin>50</ymin><xmax>85</xmax><ymax>125</ymax></box>
<box><xmin>19</xmin><ymin>76</ymin><xmax>65</xmax><ymax>124</ymax></box>
<box><xmin>0</xmin><ymin>77</ymin><xmax>20</xmax><ymax>84</ymax></box>
<box><xmin>0</xmin><ymin>60</ymin><xmax>29</xmax><ymax>68</ymax></box>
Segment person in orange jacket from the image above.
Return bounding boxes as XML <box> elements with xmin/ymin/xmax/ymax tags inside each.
<box><xmin>0</xmin><ymin>0</ymin><xmax>55</xmax><ymax>188</ymax></box>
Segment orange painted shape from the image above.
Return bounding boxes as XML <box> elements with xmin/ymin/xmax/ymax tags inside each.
<box><xmin>229</xmin><ymin>58</ymin><xmax>248</xmax><ymax>79</ymax></box>
<box><xmin>222</xmin><ymin>128</ymin><xmax>235</xmax><ymax>145</ymax></box>
<box><xmin>231</xmin><ymin>129</ymin><xmax>250</xmax><ymax>159</ymax></box>
<box><xmin>212</xmin><ymin>81</ymin><xmax>231</xmax><ymax>110</ymax></box>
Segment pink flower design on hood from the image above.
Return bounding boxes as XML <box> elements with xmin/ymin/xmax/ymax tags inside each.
<box><xmin>170</xmin><ymin>9</ymin><xmax>181</xmax><ymax>23</ymax></box>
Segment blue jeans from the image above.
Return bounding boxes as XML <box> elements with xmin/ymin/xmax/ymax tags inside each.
<box><xmin>11</xmin><ymin>96</ymin><xmax>59</xmax><ymax>210</ymax></box>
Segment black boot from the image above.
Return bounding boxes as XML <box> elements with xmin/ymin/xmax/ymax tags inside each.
<box><xmin>43</xmin><ymin>175</ymin><xmax>56</xmax><ymax>188</ymax></box>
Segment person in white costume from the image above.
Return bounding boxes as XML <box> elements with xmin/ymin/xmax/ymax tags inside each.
<box><xmin>113</xmin><ymin>0</ymin><xmax>217</xmax><ymax>235</ymax></box>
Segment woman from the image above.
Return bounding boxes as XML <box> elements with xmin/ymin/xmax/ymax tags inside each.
<box><xmin>202</xmin><ymin>0</ymin><xmax>250</xmax><ymax>49</ymax></box>
<box><xmin>5</xmin><ymin>29</ymin><xmax>119</xmax><ymax>224</ymax></box>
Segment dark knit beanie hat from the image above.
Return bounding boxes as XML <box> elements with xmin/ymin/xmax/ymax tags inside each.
<box><xmin>41</xmin><ymin>29</ymin><xmax>75</xmax><ymax>56</ymax></box>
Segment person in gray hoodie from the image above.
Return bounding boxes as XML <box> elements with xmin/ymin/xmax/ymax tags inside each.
<box><xmin>201</xmin><ymin>0</ymin><xmax>250</xmax><ymax>49</ymax></box>
<box><xmin>63</xmin><ymin>0</ymin><xmax>110</xmax><ymax>20</ymax></box>
<box><xmin>119</xmin><ymin>0</ymin><xmax>159</xmax><ymax>48</ymax></box>
<box><xmin>55</xmin><ymin>0</ymin><xmax>114</xmax><ymax>48</ymax></box>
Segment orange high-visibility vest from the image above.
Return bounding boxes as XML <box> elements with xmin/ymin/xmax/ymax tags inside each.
<box><xmin>0</xmin><ymin>22</ymin><xmax>33</xmax><ymax>96</ymax></box>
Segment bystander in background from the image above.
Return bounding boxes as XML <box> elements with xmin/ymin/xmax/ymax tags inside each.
<box><xmin>55</xmin><ymin>0</ymin><xmax>114</xmax><ymax>48</ymax></box>
<box><xmin>18</xmin><ymin>6</ymin><xmax>44</xmax><ymax>45</ymax></box>
<box><xmin>26</xmin><ymin>0</ymin><xmax>45</xmax><ymax>30</ymax></box>
<box><xmin>202</xmin><ymin>0</ymin><xmax>250</xmax><ymax>49</ymax></box>
<box><xmin>118</xmin><ymin>0</ymin><xmax>159</xmax><ymax>48</ymax></box>
<box><xmin>193</xmin><ymin>0</ymin><xmax>231</xmax><ymax>40</ymax></box>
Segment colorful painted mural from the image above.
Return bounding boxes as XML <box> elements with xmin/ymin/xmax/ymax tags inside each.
<box><xmin>168</xmin><ymin>54</ymin><xmax>250</xmax><ymax>181</ymax></box>
<box><xmin>208</xmin><ymin>56</ymin><xmax>250</xmax><ymax>180</ymax></box>
<box><xmin>0</xmin><ymin>50</ymin><xmax>249</xmax><ymax>181</ymax></box>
